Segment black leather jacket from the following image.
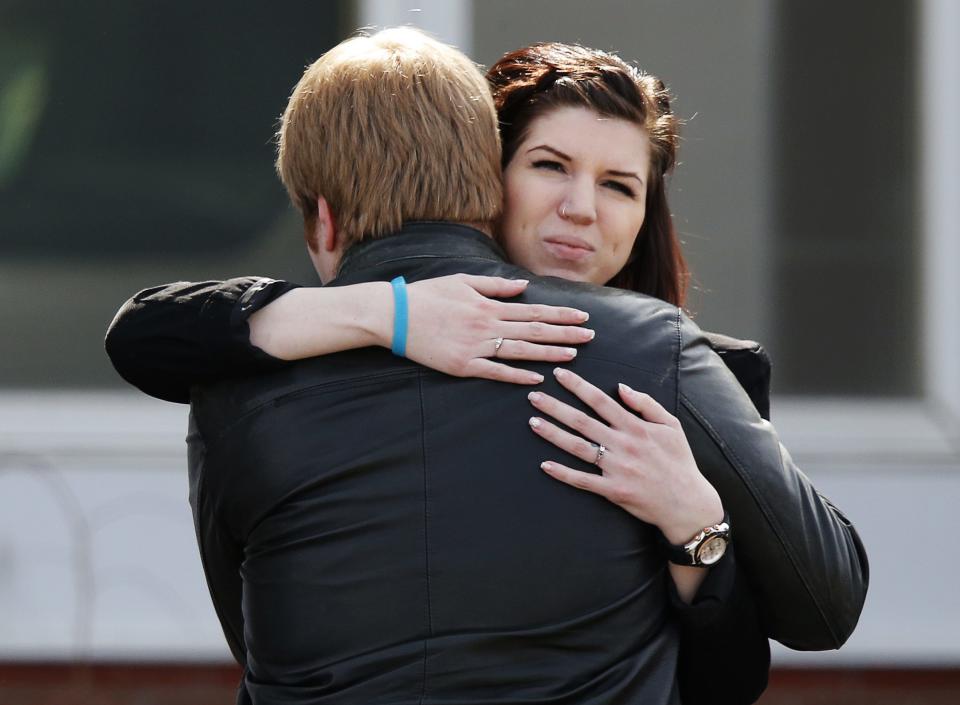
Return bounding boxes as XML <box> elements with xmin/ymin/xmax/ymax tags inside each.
<box><xmin>107</xmin><ymin>223</ymin><xmax>867</xmax><ymax>702</ymax></box>
<box><xmin>324</xmin><ymin>224</ymin><xmax>868</xmax><ymax>651</ymax></box>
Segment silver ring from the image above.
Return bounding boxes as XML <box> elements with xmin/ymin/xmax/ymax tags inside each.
<box><xmin>493</xmin><ymin>336</ymin><xmax>505</xmax><ymax>356</ymax></box>
<box><xmin>593</xmin><ymin>443</ymin><xmax>606</xmax><ymax>466</ymax></box>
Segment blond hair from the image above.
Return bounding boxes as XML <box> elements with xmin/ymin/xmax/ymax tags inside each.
<box><xmin>276</xmin><ymin>27</ymin><xmax>502</xmax><ymax>246</ymax></box>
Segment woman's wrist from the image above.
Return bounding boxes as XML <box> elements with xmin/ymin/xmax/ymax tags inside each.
<box><xmin>249</xmin><ymin>283</ymin><xmax>393</xmax><ymax>360</ymax></box>
<box><xmin>248</xmin><ymin>289</ymin><xmax>311</xmax><ymax>359</ymax></box>
<box><xmin>351</xmin><ymin>281</ymin><xmax>394</xmax><ymax>350</ymax></box>
<box><xmin>658</xmin><ymin>485</ymin><xmax>725</xmax><ymax>546</ymax></box>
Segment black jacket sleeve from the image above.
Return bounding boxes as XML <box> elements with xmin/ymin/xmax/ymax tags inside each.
<box><xmin>672</xmin><ymin>548</ymin><xmax>770</xmax><ymax>705</ymax></box>
<box><xmin>702</xmin><ymin>331</ymin><xmax>772</xmax><ymax>421</ymax></box>
<box><xmin>105</xmin><ymin>277</ymin><xmax>300</xmax><ymax>403</ymax></box>
<box><xmin>673</xmin><ymin>332</ymin><xmax>772</xmax><ymax>705</ymax></box>
<box><xmin>677</xmin><ymin>311</ymin><xmax>869</xmax><ymax>650</ymax></box>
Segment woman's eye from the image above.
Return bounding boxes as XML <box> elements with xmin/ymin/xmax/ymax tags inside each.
<box><xmin>604</xmin><ymin>181</ymin><xmax>636</xmax><ymax>198</ymax></box>
<box><xmin>532</xmin><ymin>159</ymin><xmax>565</xmax><ymax>173</ymax></box>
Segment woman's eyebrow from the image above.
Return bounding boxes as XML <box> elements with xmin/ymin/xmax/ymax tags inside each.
<box><xmin>606</xmin><ymin>169</ymin><xmax>644</xmax><ymax>186</ymax></box>
<box><xmin>526</xmin><ymin>145</ymin><xmax>571</xmax><ymax>160</ymax></box>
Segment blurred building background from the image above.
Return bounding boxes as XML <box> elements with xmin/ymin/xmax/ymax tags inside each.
<box><xmin>1</xmin><ymin>0</ymin><xmax>958</xmax><ymax>702</ymax></box>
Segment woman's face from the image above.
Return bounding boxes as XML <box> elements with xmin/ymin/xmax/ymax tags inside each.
<box><xmin>500</xmin><ymin>106</ymin><xmax>651</xmax><ymax>285</ymax></box>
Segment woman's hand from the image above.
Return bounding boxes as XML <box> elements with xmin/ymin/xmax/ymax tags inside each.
<box><xmin>405</xmin><ymin>274</ymin><xmax>594</xmax><ymax>384</ymax></box>
<box><xmin>527</xmin><ymin>367</ymin><xmax>723</xmax><ymax>543</ymax></box>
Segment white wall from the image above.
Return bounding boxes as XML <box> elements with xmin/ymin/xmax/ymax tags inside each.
<box><xmin>2</xmin><ymin>392</ymin><xmax>959</xmax><ymax>665</ymax></box>
<box><xmin>357</xmin><ymin>0</ymin><xmax>472</xmax><ymax>54</ymax></box>
<box><xmin>0</xmin><ymin>393</ymin><xmax>225</xmax><ymax>661</ymax></box>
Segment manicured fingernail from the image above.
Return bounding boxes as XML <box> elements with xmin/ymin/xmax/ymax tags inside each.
<box><xmin>553</xmin><ymin>367</ymin><xmax>567</xmax><ymax>379</ymax></box>
<box><xmin>528</xmin><ymin>391</ymin><xmax>542</xmax><ymax>402</ymax></box>
<box><xmin>540</xmin><ymin>461</ymin><xmax>553</xmax><ymax>471</ymax></box>
<box><xmin>515</xmin><ymin>279</ymin><xmax>529</xmax><ymax>285</ymax></box>
<box><xmin>565</xmin><ymin>348</ymin><xmax>577</xmax><ymax>358</ymax></box>
<box><xmin>619</xmin><ymin>383</ymin><xmax>634</xmax><ymax>394</ymax></box>
<box><xmin>582</xmin><ymin>328</ymin><xmax>596</xmax><ymax>340</ymax></box>
<box><xmin>529</xmin><ymin>417</ymin><xmax>542</xmax><ymax>428</ymax></box>
<box><xmin>529</xmin><ymin>373</ymin><xmax>544</xmax><ymax>384</ymax></box>
<box><xmin>577</xmin><ymin>311</ymin><xmax>590</xmax><ymax>322</ymax></box>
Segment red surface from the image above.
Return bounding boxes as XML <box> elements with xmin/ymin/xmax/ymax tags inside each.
<box><xmin>0</xmin><ymin>663</ymin><xmax>242</xmax><ymax>705</ymax></box>
<box><xmin>0</xmin><ymin>664</ymin><xmax>958</xmax><ymax>705</ymax></box>
<box><xmin>760</xmin><ymin>667</ymin><xmax>960</xmax><ymax>705</ymax></box>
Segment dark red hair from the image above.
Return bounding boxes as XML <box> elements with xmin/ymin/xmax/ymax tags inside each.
<box><xmin>487</xmin><ymin>43</ymin><xmax>689</xmax><ymax>307</ymax></box>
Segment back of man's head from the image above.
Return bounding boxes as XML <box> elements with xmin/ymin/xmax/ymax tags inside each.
<box><xmin>276</xmin><ymin>27</ymin><xmax>502</xmax><ymax>248</ymax></box>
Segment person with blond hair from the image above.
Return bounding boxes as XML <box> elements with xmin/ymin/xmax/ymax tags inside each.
<box><xmin>108</xmin><ymin>28</ymin><xmax>866</xmax><ymax>705</ymax></box>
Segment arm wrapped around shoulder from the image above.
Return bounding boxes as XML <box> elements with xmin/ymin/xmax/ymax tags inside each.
<box><xmin>676</xmin><ymin>312</ymin><xmax>869</xmax><ymax>650</ymax></box>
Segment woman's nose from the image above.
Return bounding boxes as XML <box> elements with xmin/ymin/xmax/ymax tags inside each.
<box><xmin>558</xmin><ymin>180</ymin><xmax>597</xmax><ymax>225</ymax></box>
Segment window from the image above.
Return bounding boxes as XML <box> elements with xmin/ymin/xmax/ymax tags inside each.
<box><xmin>0</xmin><ymin>0</ymin><xmax>348</xmax><ymax>388</ymax></box>
<box><xmin>770</xmin><ymin>2</ymin><xmax>918</xmax><ymax>396</ymax></box>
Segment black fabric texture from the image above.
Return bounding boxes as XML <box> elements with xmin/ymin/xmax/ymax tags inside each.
<box><xmin>174</xmin><ymin>224</ymin><xmax>865</xmax><ymax>703</ymax></box>
<box><xmin>105</xmin><ymin>277</ymin><xmax>299</xmax><ymax>403</ymax></box>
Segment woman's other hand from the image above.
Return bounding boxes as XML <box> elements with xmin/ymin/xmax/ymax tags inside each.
<box><xmin>405</xmin><ymin>274</ymin><xmax>594</xmax><ymax>384</ymax></box>
<box><xmin>527</xmin><ymin>367</ymin><xmax>723</xmax><ymax>543</ymax></box>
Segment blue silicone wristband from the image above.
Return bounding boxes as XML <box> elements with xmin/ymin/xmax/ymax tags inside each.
<box><xmin>390</xmin><ymin>276</ymin><xmax>408</xmax><ymax>357</ymax></box>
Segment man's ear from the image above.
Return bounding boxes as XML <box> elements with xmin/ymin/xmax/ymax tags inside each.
<box><xmin>304</xmin><ymin>196</ymin><xmax>342</xmax><ymax>284</ymax></box>
<box><xmin>305</xmin><ymin>196</ymin><xmax>338</xmax><ymax>253</ymax></box>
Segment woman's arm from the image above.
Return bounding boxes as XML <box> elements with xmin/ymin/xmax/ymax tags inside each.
<box><xmin>527</xmin><ymin>370</ymin><xmax>724</xmax><ymax>600</ymax></box>
<box><xmin>674</xmin><ymin>548</ymin><xmax>770</xmax><ymax>705</ymax></box>
<box><xmin>528</xmin><ymin>370</ymin><xmax>868</xmax><ymax>650</ymax></box>
<box><xmin>106</xmin><ymin>274</ymin><xmax>595</xmax><ymax>403</ymax></box>
<box><xmin>674</xmin><ymin>314</ymin><xmax>868</xmax><ymax>651</ymax></box>
<box><xmin>526</xmin><ymin>369</ymin><xmax>769</xmax><ymax>704</ymax></box>
<box><xmin>248</xmin><ymin>274</ymin><xmax>595</xmax><ymax>382</ymax></box>
<box><xmin>526</xmin><ymin>332</ymin><xmax>774</xmax><ymax>601</ymax></box>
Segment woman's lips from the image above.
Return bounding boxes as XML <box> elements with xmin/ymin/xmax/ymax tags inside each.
<box><xmin>543</xmin><ymin>236</ymin><xmax>594</xmax><ymax>261</ymax></box>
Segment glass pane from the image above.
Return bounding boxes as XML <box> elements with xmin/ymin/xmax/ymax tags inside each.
<box><xmin>770</xmin><ymin>0</ymin><xmax>919</xmax><ymax>395</ymax></box>
<box><xmin>0</xmin><ymin>0</ymin><xmax>347</xmax><ymax>388</ymax></box>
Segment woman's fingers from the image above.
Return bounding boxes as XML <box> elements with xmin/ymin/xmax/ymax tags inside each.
<box><xmin>527</xmin><ymin>390</ymin><xmax>613</xmax><ymax>446</ymax></box>
<box><xmin>497</xmin><ymin>300</ymin><xmax>590</xmax><ymax>325</ymax></box>
<box><xmin>457</xmin><ymin>274</ymin><xmax>591</xmax><ymax>324</ymax></box>
<box><xmin>495</xmin><ymin>339</ymin><xmax>578</xmax><ymax>363</ymax></box>
<box><xmin>458</xmin><ymin>274</ymin><xmax>530</xmax><ymax>298</ymax></box>
<box><xmin>617</xmin><ymin>383</ymin><xmax>677</xmax><ymax>427</ymax></box>
<box><xmin>529</xmin><ymin>415</ymin><xmax>608</xmax><ymax>465</ymax></box>
<box><xmin>551</xmin><ymin>368</ymin><xmax>630</xmax><ymax>427</ymax></box>
<box><xmin>464</xmin><ymin>359</ymin><xmax>545</xmax><ymax>385</ymax></box>
<box><xmin>402</xmin><ymin>274</ymin><xmax>597</xmax><ymax>382</ymax></box>
<box><xmin>539</xmin><ymin>460</ymin><xmax>609</xmax><ymax>497</ymax></box>
<box><xmin>501</xmin><ymin>321</ymin><xmax>595</xmax><ymax>345</ymax></box>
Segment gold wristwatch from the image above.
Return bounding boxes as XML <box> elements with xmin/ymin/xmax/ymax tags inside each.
<box><xmin>663</xmin><ymin>514</ymin><xmax>731</xmax><ymax>567</ymax></box>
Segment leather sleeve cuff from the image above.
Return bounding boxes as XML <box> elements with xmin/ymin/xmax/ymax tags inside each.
<box><xmin>220</xmin><ymin>277</ymin><xmax>302</xmax><ymax>360</ymax></box>
<box><xmin>668</xmin><ymin>546</ymin><xmax>737</xmax><ymax>629</ymax></box>
<box><xmin>672</xmin><ymin>543</ymin><xmax>771</xmax><ymax>704</ymax></box>
<box><xmin>106</xmin><ymin>277</ymin><xmax>304</xmax><ymax>403</ymax></box>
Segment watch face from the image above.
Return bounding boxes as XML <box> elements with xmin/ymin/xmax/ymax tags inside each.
<box><xmin>697</xmin><ymin>536</ymin><xmax>728</xmax><ymax>566</ymax></box>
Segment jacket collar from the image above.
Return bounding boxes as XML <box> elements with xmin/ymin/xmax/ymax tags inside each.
<box><xmin>335</xmin><ymin>221</ymin><xmax>507</xmax><ymax>280</ymax></box>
